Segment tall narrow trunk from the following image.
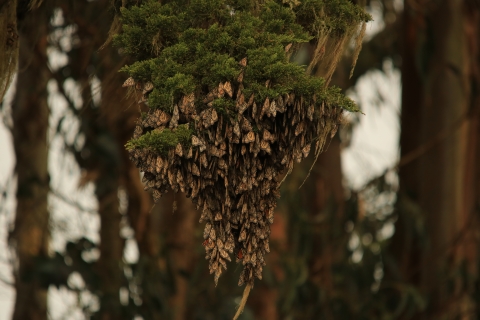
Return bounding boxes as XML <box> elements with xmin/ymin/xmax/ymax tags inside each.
<box><xmin>10</xmin><ymin>4</ymin><xmax>50</xmax><ymax>320</ymax></box>
<box><xmin>95</xmin><ymin>171</ymin><xmax>123</xmax><ymax>319</ymax></box>
<box><xmin>90</xmin><ymin>51</ymin><xmax>124</xmax><ymax>320</ymax></box>
<box><xmin>418</xmin><ymin>3</ymin><xmax>480</xmax><ymax>317</ymax></box>
<box><xmin>57</xmin><ymin>2</ymin><xmax>127</xmax><ymax>317</ymax></box>
<box><xmin>307</xmin><ymin>51</ymin><xmax>348</xmax><ymax>314</ymax></box>
<box><xmin>386</xmin><ymin>0</ymin><xmax>425</xmax><ymax>289</ymax></box>
<box><xmin>388</xmin><ymin>2</ymin><xmax>480</xmax><ymax>318</ymax></box>
<box><xmin>158</xmin><ymin>192</ymin><xmax>199</xmax><ymax>320</ymax></box>
<box><xmin>308</xmin><ymin>137</ymin><xmax>347</xmax><ymax>310</ymax></box>
<box><xmin>95</xmin><ymin>39</ymin><xmax>127</xmax><ymax>320</ymax></box>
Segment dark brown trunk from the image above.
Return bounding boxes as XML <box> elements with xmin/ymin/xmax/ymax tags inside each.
<box><xmin>307</xmin><ymin>137</ymin><xmax>347</xmax><ymax>307</ymax></box>
<box><xmin>158</xmin><ymin>192</ymin><xmax>199</xmax><ymax>320</ymax></box>
<box><xmin>248</xmin><ymin>209</ymin><xmax>287</xmax><ymax>320</ymax></box>
<box><xmin>59</xmin><ymin>2</ymin><xmax>126</xmax><ymax>315</ymax></box>
<box><xmin>388</xmin><ymin>1</ymin><xmax>480</xmax><ymax>318</ymax></box>
<box><xmin>386</xmin><ymin>0</ymin><xmax>425</xmax><ymax>288</ymax></box>
<box><xmin>94</xmin><ymin>35</ymin><xmax>126</xmax><ymax>320</ymax></box>
<box><xmin>303</xmin><ymin>48</ymin><xmax>348</xmax><ymax>316</ymax></box>
<box><xmin>11</xmin><ymin>4</ymin><xmax>50</xmax><ymax>320</ymax></box>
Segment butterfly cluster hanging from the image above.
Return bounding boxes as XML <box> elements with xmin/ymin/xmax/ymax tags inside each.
<box><xmin>124</xmin><ymin>54</ymin><xmax>342</xmax><ymax>286</ymax></box>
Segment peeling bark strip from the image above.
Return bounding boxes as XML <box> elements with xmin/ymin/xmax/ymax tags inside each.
<box><xmin>11</xmin><ymin>3</ymin><xmax>50</xmax><ymax>320</ymax></box>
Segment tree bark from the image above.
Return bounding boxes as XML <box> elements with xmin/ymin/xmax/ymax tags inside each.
<box><xmin>385</xmin><ymin>0</ymin><xmax>425</xmax><ymax>288</ymax></box>
<box><xmin>59</xmin><ymin>1</ymin><xmax>126</xmax><ymax>316</ymax></box>
<box><xmin>387</xmin><ymin>1</ymin><xmax>480</xmax><ymax>318</ymax></box>
<box><xmin>10</xmin><ymin>4</ymin><xmax>50</xmax><ymax>320</ymax></box>
<box><xmin>158</xmin><ymin>192</ymin><xmax>199</xmax><ymax>320</ymax></box>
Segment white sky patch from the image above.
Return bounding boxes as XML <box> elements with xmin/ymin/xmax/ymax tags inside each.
<box><xmin>342</xmin><ymin>60</ymin><xmax>401</xmax><ymax>190</ymax></box>
<box><xmin>377</xmin><ymin>222</ymin><xmax>395</xmax><ymax>241</ymax></box>
<box><xmin>47</xmin><ymin>77</ymin><xmax>99</xmax><ymax>254</ymax></box>
<box><xmin>124</xmin><ymin>238</ymin><xmax>139</xmax><ymax>264</ymax></box>
<box><xmin>47</xmin><ymin>47</ymin><xmax>69</xmax><ymax>71</ymax></box>
<box><xmin>364</xmin><ymin>0</ymin><xmax>385</xmax><ymax>40</ymax></box>
<box><xmin>48</xmin><ymin>286</ymin><xmax>86</xmax><ymax>320</ymax></box>
<box><xmin>90</xmin><ymin>76</ymin><xmax>102</xmax><ymax>107</ymax></box>
<box><xmin>0</xmin><ymin>77</ymin><xmax>17</xmax><ymax>320</ymax></box>
<box><xmin>0</xmin><ymin>76</ymin><xmax>16</xmax><ymax>182</ymax></box>
<box><xmin>63</xmin><ymin>78</ymin><xmax>83</xmax><ymax>110</ymax></box>
<box><xmin>81</xmin><ymin>248</ymin><xmax>100</xmax><ymax>263</ymax></box>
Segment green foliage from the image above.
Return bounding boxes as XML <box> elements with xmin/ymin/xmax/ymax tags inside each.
<box><xmin>115</xmin><ymin>0</ymin><xmax>369</xmax><ymax>153</ymax></box>
<box><xmin>211</xmin><ymin>97</ymin><xmax>236</xmax><ymax>114</ymax></box>
<box><xmin>125</xmin><ymin>124</ymin><xmax>193</xmax><ymax>155</ymax></box>
<box><xmin>296</xmin><ymin>0</ymin><xmax>371</xmax><ymax>36</ymax></box>
<box><xmin>115</xmin><ymin>0</ymin><xmax>369</xmax><ymax>104</ymax></box>
<box><xmin>322</xmin><ymin>85</ymin><xmax>360</xmax><ymax>112</ymax></box>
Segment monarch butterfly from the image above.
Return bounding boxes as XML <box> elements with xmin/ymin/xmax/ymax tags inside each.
<box><xmin>157</xmin><ymin>110</ymin><xmax>170</xmax><ymax>126</ymax></box>
<box><xmin>169</xmin><ymin>104</ymin><xmax>179</xmax><ymax>128</ymax></box>
<box><xmin>142</xmin><ymin>82</ymin><xmax>154</xmax><ymax>95</ymax></box>
<box><xmin>122</xmin><ymin>77</ymin><xmax>135</xmax><ymax>87</ymax></box>
<box><xmin>223</xmin><ymin>81</ymin><xmax>233</xmax><ymax>98</ymax></box>
<box><xmin>175</xmin><ymin>143</ymin><xmax>183</xmax><ymax>157</ymax></box>
<box><xmin>260</xmin><ymin>97</ymin><xmax>270</xmax><ymax>118</ymax></box>
<box><xmin>243</xmin><ymin>131</ymin><xmax>255</xmax><ymax>144</ymax></box>
<box><xmin>237</xmin><ymin>249</ymin><xmax>244</xmax><ymax>260</ymax></box>
<box><xmin>302</xmin><ymin>144</ymin><xmax>311</xmax><ymax>158</ymax></box>
<box><xmin>239</xmin><ymin>57</ymin><xmax>247</xmax><ymax>67</ymax></box>
<box><xmin>233</xmin><ymin>121</ymin><xmax>241</xmax><ymax>137</ymax></box>
<box><xmin>237</xmin><ymin>71</ymin><xmax>244</xmax><ymax>83</ymax></box>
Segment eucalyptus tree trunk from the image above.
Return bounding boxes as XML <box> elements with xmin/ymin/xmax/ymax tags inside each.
<box><xmin>389</xmin><ymin>1</ymin><xmax>480</xmax><ymax>318</ymax></box>
<box><xmin>95</xmin><ymin>37</ymin><xmax>128</xmax><ymax>320</ymax></box>
<box><xmin>158</xmin><ymin>193</ymin><xmax>199</xmax><ymax>320</ymax></box>
<box><xmin>10</xmin><ymin>4</ymin><xmax>50</xmax><ymax>319</ymax></box>
<box><xmin>308</xmin><ymin>137</ymin><xmax>346</xmax><ymax>279</ymax></box>
<box><xmin>56</xmin><ymin>1</ymin><xmax>126</xmax><ymax>317</ymax></box>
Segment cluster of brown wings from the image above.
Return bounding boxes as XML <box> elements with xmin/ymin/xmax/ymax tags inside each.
<box><xmin>124</xmin><ymin>57</ymin><xmax>342</xmax><ymax>286</ymax></box>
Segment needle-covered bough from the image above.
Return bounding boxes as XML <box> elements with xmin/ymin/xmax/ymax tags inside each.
<box><xmin>112</xmin><ymin>0</ymin><xmax>370</xmax><ymax>316</ymax></box>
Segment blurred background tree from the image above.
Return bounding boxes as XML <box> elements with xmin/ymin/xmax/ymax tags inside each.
<box><xmin>0</xmin><ymin>0</ymin><xmax>479</xmax><ymax>319</ymax></box>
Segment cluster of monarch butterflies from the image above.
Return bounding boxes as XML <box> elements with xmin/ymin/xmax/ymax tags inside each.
<box><xmin>124</xmin><ymin>57</ymin><xmax>343</xmax><ymax>286</ymax></box>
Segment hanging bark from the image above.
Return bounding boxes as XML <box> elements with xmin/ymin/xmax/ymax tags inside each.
<box><xmin>10</xmin><ymin>3</ymin><xmax>50</xmax><ymax>320</ymax></box>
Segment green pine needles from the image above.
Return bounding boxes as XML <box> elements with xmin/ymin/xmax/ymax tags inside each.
<box><xmin>125</xmin><ymin>123</ymin><xmax>193</xmax><ymax>155</ymax></box>
<box><xmin>115</xmin><ymin>0</ymin><xmax>369</xmax><ymax>110</ymax></box>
